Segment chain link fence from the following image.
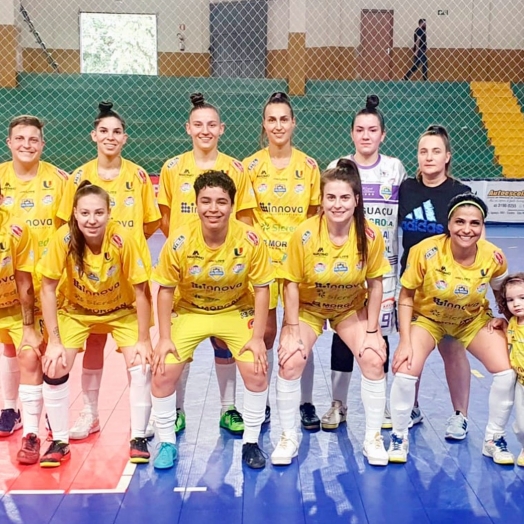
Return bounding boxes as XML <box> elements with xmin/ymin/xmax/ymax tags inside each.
<box><xmin>1</xmin><ymin>0</ymin><xmax>523</xmax><ymax>180</ymax></box>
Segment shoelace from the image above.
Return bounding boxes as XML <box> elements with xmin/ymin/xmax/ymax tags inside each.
<box><xmin>302</xmin><ymin>404</ymin><xmax>316</xmax><ymax>419</ymax></box>
<box><xmin>494</xmin><ymin>436</ymin><xmax>509</xmax><ymax>452</ymax></box>
<box><xmin>391</xmin><ymin>434</ymin><xmax>404</xmax><ymax>450</ymax></box>
<box><xmin>243</xmin><ymin>442</ymin><xmax>268</xmax><ymax>459</ymax></box>
<box><xmin>227</xmin><ymin>410</ymin><xmax>243</xmax><ymax>424</ymax></box>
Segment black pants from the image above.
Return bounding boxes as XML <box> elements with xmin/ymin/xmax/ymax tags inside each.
<box><xmin>404</xmin><ymin>52</ymin><xmax>428</xmax><ymax>81</ymax></box>
<box><xmin>330</xmin><ymin>333</ymin><xmax>390</xmax><ymax>373</ymax></box>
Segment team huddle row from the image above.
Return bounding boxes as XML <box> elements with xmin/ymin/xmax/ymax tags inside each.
<box><xmin>0</xmin><ymin>92</ymin><xmax>523</xmax><ymax>474</ymax></box>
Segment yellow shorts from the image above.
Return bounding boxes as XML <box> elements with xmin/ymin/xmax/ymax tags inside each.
<box><xmin>165</xmin><ymin>307</ymin><xmax>256</xmax><ymax>364</ymax></box>
<box><xmin>412</xmin><ymin>311</ymin><xmax>493</xmax><ymax>348</ymax></box>
<box><xmin>0</xmin><ymin>306</ymin><xmax>23</xmax><ymax>348</ymax></box>
<box><xmin>269</xmin><ymin>279</ymin><xmax>284</xmax><ymax>310</ymax></box>
<box><xmin>299</xmin><ymin>307</ymin><xmax>357</xmax><ymax>336</ymax></box>
<box><xmin>58</xmin><ymin>307</ymin><xmax>138</xmax><ymax>349</ymax></box>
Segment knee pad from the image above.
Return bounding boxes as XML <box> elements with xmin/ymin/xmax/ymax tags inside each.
<box><xmin>43</xmin><ymin>373</ymin><xmax>69</xmax><ymax>386</ymax></box>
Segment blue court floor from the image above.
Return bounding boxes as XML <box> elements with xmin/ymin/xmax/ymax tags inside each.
<box><xmin>1</xmin><ymin>225</ymin><xmax>524</xmax><ymax>523</ymax></box>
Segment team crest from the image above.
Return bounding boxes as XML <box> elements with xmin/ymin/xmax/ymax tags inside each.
<box><xmin>274</xmin><ymin>184</ymin><xmax>287</xmax><ymax>197</ymax></box>
<box><xmin>454</xmin><ymin>284</ymin><xmax>469</xmax><ymax>296</ymax></box>
<box><xmin>234</xmin><ymin>247</ymin><xmax>243</xmax><ymax>257</ymax></box>
<box><xmin>295</xmin><ymin>170</ymin><xmax>304</xmax><ymax>180</ymax></box>
<box><xmin>379</xmin><ymin>184</ymin><xmax>392</xmax><ymax>201</ymax></box>
<box><xmin>43</xmin><ymin>180</ymin><xmax>53</xmax><ymax>189</ymax></box>
<box><xmin>209</xmin><ymin>266</ymin><xmax>225</xmax><ymax>280</ymax></box>
<box><xmin>333</xmin><ymin>261</ymin><xmax>348</xmax><ymax>273</ymax></box>
<box><xmin>20</xmin><ymin>199</ymin><xmax>34</xmax><ymax>211</ymax></box>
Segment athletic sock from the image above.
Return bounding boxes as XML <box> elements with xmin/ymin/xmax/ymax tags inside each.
<box><xmin>390</xmin><ymin>373</ymin><xmax>418</xmax><ymax>438</ymax></box>
<box><xmin>242</xmin><ymin>387</ymin><xmax>267</xmax><ymax>444</ymax></box>
<box><xmin>81</xmin><ymin>368</ymin><xmax>103</xmax><ymax>417</ymax></box>
<box><xmin>276</xmin><ymin>375</ymin><xmax>300</xmax><ymax>435</ymax></box>
<box><xmin>19</xmin><ymin>384</ymin><xmax>43</xmax><ymax>436</ymax></box>
<box><xmin>43</xmin><ymin>381</ymin><xmax>70</xmax><ymax>443</ymax></box>
<box><xmin>1</xmin><ymin>355</ymin><xmax>20</xmax><ymax>410</ymax></box>
<box><xmin>361</xmin><ymin>376</ymin><xmax>386</xmax><ymax>440</ymax></box>
<box><xmin>216</xmin><ymin>361</ymin><xmax>237</xmax><ymax>413</ymax></box>
<box><xmin>175</xmin><ymin>363</ymin><xmax>190</xmax><ymax>411</ymax></box>
<box><xmin>485</xmin><ymin>368</ymin><xmax>516</xmax><ymax>440</ymax></box>
<box><xmin>128</xmin><ymin>365</ymin><xmax>152</xmax><ymax>439</ymax></box>
<box><xmin>152</xmin><ymin>392</ymin><xmax>177</xmax><ymax>445</ymax></box>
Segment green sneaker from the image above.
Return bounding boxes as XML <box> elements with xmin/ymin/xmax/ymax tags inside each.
<box><xmin>174</xmin><ymin>409</ymin><xmax>186</xmax><ymax>434</ymax></box>
<box><xmin>219</xmin><ymin>407</ymin><xmax>244</xmax><ymax>435</ymax></box>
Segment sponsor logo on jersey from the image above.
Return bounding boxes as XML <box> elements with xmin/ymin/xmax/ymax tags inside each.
<box><xmin>111</xmin><ymin>234</ymin><xmax>124</xmax><ymax>249</ymax></box>
<box><xmin>56</xmin><ymin>169</ymin><xmax>68</xmax><ymax>180</ymax></box>
<box><xmin>166</xmin><ymin>157</ymin><xmax>179</xmax><ymax>169</ymax></box>
<box><xmin>43</xmin><ymin>180</ymin><xmax>53</xmax><ymax>189</ymax></box>
<box><xmin>172</xmin><ymin>235</ymin><xmax>185</xmax><ymax>251</ymax></box>
<box><xmin>2</xmin><ymin>196</ymin><xmax>14</xmax><ymax>206</ymax></box>
<box><xmin>87</xmin><ymin>272</ymin><xmax>100</xmax><ymax>282</ymax></box>
<box><xmin>137</xmin><ymin>259</ymin><xmax>144</xmax><ymax>268</ymax></box>
<box><xmin>189</xmin><ymin>265</ymin><xmax>202</xmax><ymax>275</ymax></box>
<box><xmin>365</xmin><ymin>227</ymin><xmax>375</xmax><ymax>240</ymax></box>
<box><xmin>380</xmin><ymin>184</ymin><xmax>392</xmax><ymax>200</ymax></box>
<box><xmin>124</xmin><ymin>196</ymin><xmax>134</xmax><ymax>206</ymax></box>
<box><xmin>454</xmin><ymin>284</ymin><xmax>469</xmax><ymax>296</ymax></box>
<box><xmin>313</xmin><ymin>247</ymin><xmax>328</xmax><ymax>257</ymax></box>
<box><xmin>480</xmin><ymin>269</ymin><xmax>488</xmax><ymax>277</ymax></box>
<box><xmin>295</xmin><ymin>184</ymin><xmax>305</xmax><ymax>194</ymax></box>
<box><xmin>247</xmin><ymin>318</ymin><xmax>255</xmax><ymax>329</ymax></box>
<box><xmin>233</xmin><ymin>263</ymin><xmax>245</xmax><ymax>274</ymax></box>
<box><xmin>74</xmin><ymin>170</ymin><xmax>83</xmax><ymax>185</ymax></box>
<box><xmin>125</xmin><ymin>181</ymin><xmax>134</xmax><ymax>190</ymax></box>
<box><xmin>295</xmin><ymin>170</ymin><xmax>304</xmax><ymax>180</ymax></box>
<box><xmin>181</xmin><ymin>182</ymin><xmax>192</xmax><ymax>193</ymax></box>
<box><xmin>188</xmin><ymin>250</ymin><xmax>204</xmax><ymax>260</ymax></box>
<box><xmin>0</xmin><ymin>243</ymin><xmax>7</xmax><ymax>253</ymax></box>
<box><xmin>274</xmin><ymin>184</ymin><xmax>287</xmax><ymax>197</ymax></box>
<box><xmin>104</xmin><ymin>252</ymin><xmax>112</xmax><ymax>262</ymax></box>
<box><xmin>110</xmin><ymin>198</ymin><xmax>116</xmax><ymax>208</ymax></box>
<box><xmin>436</xmin><ymin>266</ymin><xmax>451</xmax><ymax>275</ymax></box>
<box><xmin>257</xmin><ymin>169</ymin><xmax>269</xmax><ymax>178</ymax></box>
<box><xmin>234</xmin><ymin>247</ymin><xmax>243</xmax><ymax>257</ymax></box>
<box><xmin>477</xmin><ymin>283</ymin><xmax>487</xmax><ymax>293</ymax></box>
<box><xmin>1</xmin><ymin>256</ymin><xmax>11</xmax><ymax>267</ymax></box>
<box><xmin>314</xmin><ymin>262</ymin><xmax>326</xmax><ymax>273</ymax></box>
<box><xmin>493</xmin><ymin>251</ymin><xmax>504</xmax><ymax>265</ymax></box>
<box><xmin>20</xmin><ymin>199</ymin><xmax>34</xmax><ymax>211</ymax></box>
<box><xmin>305</xmin><ymin>157</ymin><xmax>317</xmax><ymax>168</ymax></box>
<box><xmin>260</xmin><ymin>202</ymin><xmax>304</xmax><ymax>214</ymax></box>
<box><xmin>247</xmin><ymin>231</ymin><xmax>259</xmax><ymax>246</ymax></box>
<box><xmin>333</xmin><ymin>261</ymin><xmax>348</xmax><ymax>273</ymax></box>
<box><xmin>180</xmin><ymin>169</ymin><xmax>192</xmax><ymax>177</ymax></box>
<box><xmin>10</xmin><ymin>225</ymin><xmax>23</xmax><ymax>238</ymax></box>
<box><xmin>435</xmin><ymin>280</ymin><xmax>448</xmax><ymax>290</ymax></box>
<box><xmin>209</xmin><ymin>266</ymin><xmax>225</xmax><ymax>280</ymax></box>
<box><xmin>382</xmin><ymin>297</ymin><xmax>395</xmax><ymax>312</ymax></box>
<box><xmin>232</xmin><ymin>160</ymin><xmax>244</xmax><ymax>172</ymax></box>
<box><xmin>106</xmin><ymin>265</ymin><xmax>117</xmax><ymax>277</ymax></box>
<box><xmin>302</xmin><ymin>231</ymin><xmax>311</xmax><ymax>245</ymax></box>
<box><xmin>257</xmin><ymin>183</ymin><xmax>268</xmax><ymax>193</ymax></box>
<box><xmin>64</xmin><ymin>233</ymin><xmax>71</xmax><ymax>244</ymax></box>
<box><xmin>181</xmin><ymin>202</ymin><xmax>196</xmax><ymax>213</ymax></box>
<box><xmin>356</xmin><ymin>260</ymin><xmax>363</xmax><ymax>270</ymax></box>
<box><xmin>425</xmin><ymin>247</ymin><xmax>438</xmax><ymax>259</ymax></box>
<box><xmin>42</xmin><ymin>195</ymin><xmax>53</xmax><ymax>205</ymax></box>
<box><xmin>137</xmin><ymin>169</ymin><xmax>148</xmax><ymax>183</ymax></box>
<box><xmin>248</xmin><ymin>158</ymin><xmax>259</xmax><ymax>170</ymax></box>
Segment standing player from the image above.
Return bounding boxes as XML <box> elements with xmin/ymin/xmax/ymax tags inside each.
<box><xmin>151</xmin><ymin>171</ymin><xmax>274</xmax><ymax>469</ymax></box>
<box><xmin>39</xmin><ymin>181</ymin><xmax>153</xmax><ymax>467</ymax></box>
<box><xmin>56</xmin><ymin>102</ymin><xmax>160</xmax><ymax>440</ymax></box>
<box><xmin>320</xmin><ymin>96</ymin><xmax>407</xmax><ymax>430</ymax></box>
<box><xmin>0</xmin><ymin>115</ymin><xmax>68</xmax><ymax>464</ymax></box>
<box><xmin>243</xmin><ymin>91</ymin><xmax>321</xmax><ymax>429</ymax></box>
<box><xmin>157</xmin><ymin>93</ymin><xmax>256</xmax><ymax>434</ymax></box>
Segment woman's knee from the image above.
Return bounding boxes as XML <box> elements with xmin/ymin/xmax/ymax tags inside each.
<box><xmin>358</xmin><ymin>352</ymin><xmax>385</xmax><ymax>380</ymax></box>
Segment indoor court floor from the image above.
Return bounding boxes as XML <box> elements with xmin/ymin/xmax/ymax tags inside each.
<box><xmin>0</xmin><ymin>225</ymin><xmax>523</xmax><ymax>523</ymax></box>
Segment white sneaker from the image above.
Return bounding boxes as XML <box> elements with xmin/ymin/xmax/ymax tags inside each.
<box><xmin>407</xmin><ymin>406</ymin><xmax>423</xmax><ymax>429</ymax></box>
<box><xmin>445</xmin><ymin>412</ymin><xmax>468</xmax><ymax>440</ymax></box>
<box><xmin>70</xmin><ymin>411</ymin><xmax>100</xmax><ymax>440</ymax></box>
<box><xmin>363</xmin><ymin>433</ymin><xmax>389</xmax><ymax>466</ymax></box>
<box><xmin>271</xmin><ymin>431</ymin><xmax>299</xmax><ymax>466</ymax></box>
<box><xmin>321</xmin><ymin>400</ymin><xmax>347</xmax><ymax>430</ymax></box>
<box><xmin>388</xmin><ymin>433</ymin><xmax>409</xmax><ymax>463</ymax></box>
<box><xmin>482</xmin><ymin>434</ymin><xmax>515</xmax><ymax>465</ymax></box>
<box><xmin>382</xmin><ymin>406</ymin><xmax>393</xmax><ymax>430</ymax></box>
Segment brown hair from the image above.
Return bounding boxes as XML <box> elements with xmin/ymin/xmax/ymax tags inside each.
<box><xmin>68</xmin><ymin>180</ymin><xmax>111</xmax><ymax>277</ymax></box>
<box><xmin>194</xmin><ymin>170</ymin><xmax>236</xmax><ymax>205</ymax></box>
<box><xmin>260</xmin><ymin>91</ymin><xmax>294</xmax><ymax>147</ymax></box>
<box><xmin>189</xmin><ymin>92</ymin><xmax>220</xmax><ymax>121</ymax></box>
<box><xmin>320</xmin><ymin>158</ymin><xmax>368</xmax><ymax>262</ymax></box>
<box><xmin>416</xmin><ymin>124</ymin><xmax>452</xmax><ymax>181</ymax></box>
<box><xmin>496</xmin><ymin>273</ymin><xmax>524</xmax><ymax>319</ymax></box>
<box><xmin>351</xmin><ymin>95</ymin><xmax>385</xmax><ymax>132</ymax></box>
<box><xmin>8</xmin><ymin>115</ymin><xmax>45</xmax><ymax>138</ymax></box>
<box><xmin>94</xmin><ymin>102</ymin><xmax>126</xmax><ymax>131</ymax></box>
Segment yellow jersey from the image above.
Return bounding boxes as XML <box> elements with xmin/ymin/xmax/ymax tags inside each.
<box><xmin>507</xmin><ymin>316</ymin><xmax>524</xmax><ymax>385</ymax></box>
<box><xmin>57</xmin><ymin>158</ymin><xmax>161</xmax><ymax>241</ymax></box>
<box><xmin>401</xmin><ymin>234</ymin><xmax>508</xmax><ymax>326</ymax></box>
<box><xmin>0</xmin><ymin>210</ymin><xmax>34</xmax><ymax>309</ymax></box>
<box><xmin>281</xmin><ymin>215</ymin><xmax>390</xmax><ymax>316</ymax></box>
<box><xmin>153</xmin><ymin>217</ymin><xmax>274</xmax><ymax>314</ymax></box>
<box><xmin>243</xmin><ymin>148</ymin><xmax>320</xmax><ymax>273</ymax></box>
<box><xmin>0</xmin><ymin>160</ymin><xmax>68</xmax><ymax>259</ymax></box>
<box><xmin>157</xmin><ymin>151</ymin><xmax>256</xmax><ymax>233</ymax></box>
<box><xmin>38</xmin><ymin>221</ymin><xmax>149</xmax><ymax>315</ymax></box>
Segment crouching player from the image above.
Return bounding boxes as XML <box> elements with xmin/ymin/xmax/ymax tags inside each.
<box><xmin>151</xmin><ymin>171</ymin><xmax>274</xmax><ymax>469</ymax></box>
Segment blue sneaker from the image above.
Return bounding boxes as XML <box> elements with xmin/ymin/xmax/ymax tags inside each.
<box><xmin>0</xmin><ymin>409</ymin><xmax>22</xmax><ymax>437</ymax></box>
<box><xmin>154</xmin><ymin>442</ymin><xmax>177</xmax><ymax>469</ymax></box>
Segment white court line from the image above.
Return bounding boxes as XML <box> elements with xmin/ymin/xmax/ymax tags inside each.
<box><xmin>69</xmin><ymin>463</ymin><xmax>136</xmax><ymax>495</ymax></box>
<box><xmin>174</xmin><ymin>487</ymin><xmax>208</xmax><ymax>493</ymax></box>
<box><xmin>471</xmin><ymin>370</ymin><xmax>484</xmax><ymax>378</ymax></box>
<box><xmin>8</xmin><ymin>490</ymin><xmax>65</xmax><ymax>495</ymax></box>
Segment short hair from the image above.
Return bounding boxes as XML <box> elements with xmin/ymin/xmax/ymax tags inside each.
<box><xmin>8</xmin><ymin>115</ymin><xmax>45</xmax><ymax>137</ymax></box>
<box><xmin>194</xmin><ymin>170</ymin><xmax>236</xmax><ymax>205</ymax></box>
<box><xmin>94</xmin><ymin>101</ymin><xmax>126</xmax><ymax>131</ymax></box>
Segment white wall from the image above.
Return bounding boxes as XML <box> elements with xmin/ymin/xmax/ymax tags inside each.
<box><xmin>15</xmin><ymin>0</ymin><xmax>524</xmax><ymax>52</ymax></box>
<box><xmin>0</xmin><ymin>0</ymin><xmax>16</xmax><ymax>25</ymax></box>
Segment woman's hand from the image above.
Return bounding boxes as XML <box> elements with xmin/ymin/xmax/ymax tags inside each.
<box><xmin>151</xmin><ymin>338</ymin><xmax>180</xmax><ymax>375</ymax></box>
<box><xmin>18</xmin><ymin>326</ymin><xmax>44</xmax><ymax>358</ymax></box>
<box><xmin>42</xmin><ymin>342</ymin><xmax>68</xmax><ymax>378</ymax></box>
<box><xmin>392</xmin><ymin>339</ymin><xmax>414</xmax><ymax>374</ymax></box>
<box><xmin>239</xmin><ymin>337</ymin><xmax>268</xmax><ymax>375</ymax></box>
<box><xmin>358</xmin><ymin>332</ymin><xmax>387</xmax><ymax>363</ymax></box>
<box><xmin>278</xmin><ymin>324</ymin><xmax>306</xmax><ymax>368</ymax></box>
<box><xmin>487</xmin><ymin>317</ymin><xmax>507</xmax><ymax>333</ymax></box>
<box><xmin>130</xmin><ymin>339</ymin><xmax>153</xmax><ymax>373</ymax></box>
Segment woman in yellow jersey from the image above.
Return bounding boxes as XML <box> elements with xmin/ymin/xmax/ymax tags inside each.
<box><xmin>273</xmin><ymin>159</ymin><xmax>391</xmax><ymax>467</ymax></box>
<box><xmin>389</xmin><ymin>193</ymin><xmax>515</xmax><ymax>465</ymax></box>
<box><xmin>157</xmin><ymin>93</ymin><xmax>257</xmax><ymax>435</ymax></box>
<box><xmin>494</xmin><ymin>273</ymin><xmax>524</xmax><ymax>466</ymax></box>
<box><xmin>38</xmin><ymin>181</ymin><xmax>153</xmax><ymax>468</ymax></box>
<box><xmin>152</xmin><ymin>171</ymin><xmax>273</xmax><ymax>470</ymax></box>
<box><xmin>243</xmin><ymin>91</ymin><xmax>321</xmax><ymax>429</ymax></box>
<box><xmin>56</xmin><ymin>102</ymin><xmax>160</xmax><ymax>441</ymax></box>
<box><xmin>0</xmin><ymin>115</ymin><xmax>68</xmax><ymax>464</ymax></box>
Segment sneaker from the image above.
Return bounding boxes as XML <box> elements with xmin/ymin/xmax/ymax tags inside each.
<box><xmin>482</xmin><ymin>435</ymin><xmax>515</xmax><ymax>465</ymax></box>
<box><xmin>388</xmin><ymin>433</ymin><xmax>409</xmax><ymax>463</ymax></box>
<box><xmin>300</xmin><ymin>403</ymin><xmax>320</xmax><ymax>431</ymax></box>
<box><xmin>407</xmin><ymin>406</ymin><xmax>423</xmax><ymax>429</ymax></box>
<box><xmin>175</xmin><ymin>409</ymin><xmax>186</xmax><ymax>434</ymax></box>
<box><xmin>45</xmin><ymin>414</ymin><xmax>53</xmax><ymax>441</ymax></box>
<box><xmin>0</xmin><ymin>409</ymin><xmax>22</xmax><ymax>437</ymax></box>
<box><xmin>263</xmin><ymin>405</ymin><xmax>271</xmax><ymax>425</ymax></box>
<box><xmin>242</xmin><ymin>442</ymin><xmax>266</xmax><ymax>469</ymax></box>
<box><xmin>271</xmin><ymin>431</ymin><xmax>299</xmax><ymax>466</ymax></box>
<box><xmin>219</xmin><ymin>408</ymin><xmax>244</xmax><ymax>435</ymax></box>
<box><xmin>69</xmin><ymin>411</ymin><xmax>100</xmax><ymax>440</ymax></box>
<box><xmin>40</xmin><ymin>440</ymin><xmax>71</xmax><ymax>467</ymax></box>
<box><xmin>321</xmin><ymin>400</ymin><xmax>347</xmax><ymax>430</ymax></box>
<box><xmin>153</xmin><ymin>442</ymin><xmax>177</xmax><ymax>469</ymax></box>
<box><xmin>517</xmin><ymin>448</ymin><xmax>524</xmax><ymax>467</ymax></box>
<box><xmin>382</xmin><ymin>406</ymin><xmax>393</xmax><ymax>430</ymax></box>
<box><xmin>363</xmin><ymin>433</ymin><xmax>389</xmax><ymax>466</ymax></box>
<box><xmin>130</xmin><ymin>437</ymin><xmax>150</xmax><ymax>464</ymax></box>
<box><xmin>445</xmin><ymin>411</ymin><xmax>468</xmax><ymax>440</ymax></box>
<box><xmin>17</xmin><ymin>433</ymin><xmax>41</xmax><ymax>465</ymax></box>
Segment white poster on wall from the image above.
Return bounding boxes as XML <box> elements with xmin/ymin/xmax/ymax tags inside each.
<box><xmin>467</xmin><ymin>180</ymin><xmax>524</xmax><ymax>224</ymax></box>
